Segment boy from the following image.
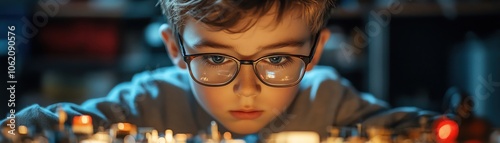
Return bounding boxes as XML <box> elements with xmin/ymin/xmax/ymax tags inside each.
<box><xmin>2</xmin><ymin>0</ymin><xmax>435</xmax><ymax>142</ymax></box>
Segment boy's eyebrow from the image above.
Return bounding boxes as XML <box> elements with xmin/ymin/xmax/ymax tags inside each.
<box><xmin>191</xmin><ymin>40</ymin><xmax>233</xmax><ymax>49</ymax></box>
<box><xmin>259</xmin><ymin>39</ymin><xmax>306</xmax><ymax>50</ymax></box>
<box><xmin>191</xmin><ymin>38</ymin><xmax>307</xmax><ymax>50</ymax></box>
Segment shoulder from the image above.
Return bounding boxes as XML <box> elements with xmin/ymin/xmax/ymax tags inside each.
<box><xmin>299</xmin><ymin>65</ymin><xmax>386</xmax><ymax>105</ymax></box>
<box><xmin>302</xmin><ymin>66</ymin><xmax>340</xmax><ymax>81</ymax></box>
<box><xmin>91</xmin><ymin>66</ymin><xmax>191</xmax><ymax>107</ymax></box>
<box><xmin>81</xmin><ymin>66</ymin><xmax>193</xmax><ymax>123</ymax></box>
<box><xmin>299</xmin><ymin>65</ymin><xmax>351</xmax><ymax>91</ymax></box>
<box><xmin>294</xmin><ymin>65</ymin><xmax>351</xmax><ymax>108</ymax></box>
<box><xmin>131</xmin><ymin>66</ymin><xmax>190</xmax><ymax>89</ymax></box>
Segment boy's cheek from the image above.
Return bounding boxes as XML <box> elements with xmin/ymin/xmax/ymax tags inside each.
<box><xmin>264</xmin><ymin>86</ymin><xmax>299</xmax><ymax>101</ymax></box>
<box><xmin>191</xmin><ymin>85</ymin><xmax>235</xmax><ymax>108</ymax></box>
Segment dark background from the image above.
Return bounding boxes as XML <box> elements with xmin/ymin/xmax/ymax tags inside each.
<box><xmin>1</xmin><ymin>0</ymin><xmax>499</xmax><ymax>128</ymax></box>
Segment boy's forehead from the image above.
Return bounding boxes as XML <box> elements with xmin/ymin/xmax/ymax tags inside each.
<box><xmin>181</xmin><ymin>10</ymin><xmax>312</xmax><ymax>56</ymax></box>
<box><xmin>181</xmin><ymin>4</ymin><xmax>311</xmax><ymax>37</ymax></box>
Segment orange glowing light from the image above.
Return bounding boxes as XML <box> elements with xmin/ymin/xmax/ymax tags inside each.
<box><xmin>73</xmin><ymin>115</ymin><xmax>92</xmax><ymax>126</ymax></box>
<box><xmin>434</xmin><ymin>118</ymin><xmax>459</xmax><ymax>143</ymax></box>
<box><xmin>72</xmin><ymin>115</ymin><xmax>94</xmax><ymax>134</ymax></box>
<box><xmin>81</xmin><ymin>116</ymin><xmax>89</xmax><ymax>124</ymax></box>
<box><xmin>116</xmin><ymin>123</ymin><xmax>133</xmax><ymax>131</ymax></box>
<box><xmin>438</xmin><ymin>124</ymin><xmax>452</xmax><ymax>139</ymax></box>
<box><xmin>18</xmin><ymin>126</ymin><xmax>28</xmax><ymax>135</ymax></box>
<box><xmin>118</xmin><ymin>123</ymin><xmax>125</xmax><ymax>130</ymax></box>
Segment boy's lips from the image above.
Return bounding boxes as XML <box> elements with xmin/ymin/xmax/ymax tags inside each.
<box><xmin>229</xmin><ymin>110</ymin><xmax>264</xmax><ymax>120</ymax></box>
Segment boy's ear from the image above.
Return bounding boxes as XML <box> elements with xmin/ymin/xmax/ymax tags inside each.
<box><xmin>306</xmin><ymin>28</ymin><xmax>331</xmax><ymax>71</ymax></box>
<box><xmin>160</xmin><ymin>24</ymin><xmax>187</xmax><ymax>69</ymax></box>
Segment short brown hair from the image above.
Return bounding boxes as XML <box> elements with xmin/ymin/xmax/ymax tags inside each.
<box><xmin>158</xmin><ymin>0</ymin><xmax>336</xmax><ymax>34</ymax></box>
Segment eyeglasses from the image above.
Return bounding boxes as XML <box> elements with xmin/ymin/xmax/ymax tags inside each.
<box><xmin>176</xmin><ymin>32</ymin><xmax>320</xmax><ymax>87</ymax></box>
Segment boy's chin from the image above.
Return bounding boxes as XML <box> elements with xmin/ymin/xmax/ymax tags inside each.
<box><xmin>224</xmin><ymin>121</ymin><xmax>266</xmax><ymax>135</ymax></box>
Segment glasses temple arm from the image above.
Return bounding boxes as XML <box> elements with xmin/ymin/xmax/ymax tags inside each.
<box><xmin>307</xmin><ymin>32</ymin><xmax>321</xmax><ymax>64</ymax></box>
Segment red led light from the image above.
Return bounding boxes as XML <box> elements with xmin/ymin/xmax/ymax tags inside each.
<box><xmin>434</xmin><ymin>118</ymin><xmax>459</xmax><ymax>143</ymax></box>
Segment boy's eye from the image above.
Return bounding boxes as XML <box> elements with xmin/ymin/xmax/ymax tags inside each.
<box><xmin>206</xmin><ymin>55</ymin><xmax>227</xmax><ymax>64</ymax></box>
<box><xmin>265</xmin><ymin>56</ymin><xmax>287</xmax><ymax>64</ymax></box>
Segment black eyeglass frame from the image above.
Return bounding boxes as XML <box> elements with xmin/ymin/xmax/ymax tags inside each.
<box><xmin>176</xmin><ymin>32</ymin><xmax>321</xmax><ymax>87</ymax></box>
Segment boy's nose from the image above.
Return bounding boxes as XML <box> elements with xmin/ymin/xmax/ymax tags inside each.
<box><xmin>233</xmin><ymin>65</ymin><xmax>261</xmax><ymax>97</ymax></box>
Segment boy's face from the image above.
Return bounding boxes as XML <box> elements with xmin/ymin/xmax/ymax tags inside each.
<box><xmin>162</xmin><ymin>9</ymin><xmax>329</xmax><ymax>134</ymax></box>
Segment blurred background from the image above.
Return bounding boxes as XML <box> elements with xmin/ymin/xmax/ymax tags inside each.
<box><xmin>1</xmin><ymin>0</ymin><xmax>499</xmax><ymax>136</ymax></box>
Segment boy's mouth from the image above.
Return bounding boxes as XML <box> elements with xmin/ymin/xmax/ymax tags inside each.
<box><xmin>229</xmin><ymin>110</ymin><xmax>264</xmax><ymax>120</ymax></box>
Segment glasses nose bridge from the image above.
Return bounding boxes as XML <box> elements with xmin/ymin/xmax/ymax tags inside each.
<box><xmin>239</xmin><ymin>60</ymin><xmax>254</xmax><ymax>65</ymax></box>
<box><xmin>237</xmin><ymin>60</ymin><xmax>256</xmax><ymax>75</ymax></box>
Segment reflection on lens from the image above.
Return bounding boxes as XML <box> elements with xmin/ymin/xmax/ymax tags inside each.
<box><xmin>217</xmin><ymin>70</ymin><xmax>233</xmax><ymax>77</ymax></box>
<box><xmin>189</xmin><ymin>55</ymin><xmax>238</xmax><ymax>85</ymax></box>
<box><xmin>256</xmin><ymin>56</ymin><xmax>306</xmax><ymax>86</ymax></box>
<box><xmin>281</xmin><ymin>76</ymin><xmax>290</xmax><ymax>81</ymax></box>
<box><xmin>265</xmin><ymin>71</ymin><xmax>276</xmax><ymax>79</ymax></box>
